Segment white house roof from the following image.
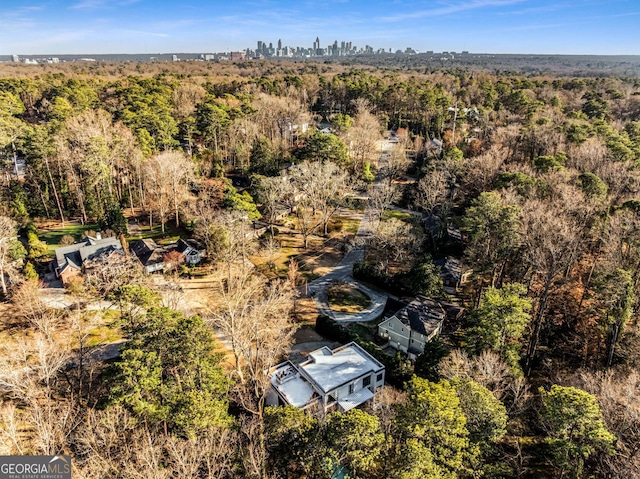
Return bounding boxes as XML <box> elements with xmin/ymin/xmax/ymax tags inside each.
<box><xmin>269</xmin><ymin>361</ymin><xmax>316</xmax><ymax>408</ymax></box>
<box><xmin>300</xmin><ymin>342</ymin><xmax>384</xmax><ymax>393</ymax></box>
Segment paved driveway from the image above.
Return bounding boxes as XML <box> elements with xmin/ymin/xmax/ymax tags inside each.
<box><xmin>307</xmin><ymin>152</ymin><xmax>391</xmax><ymax>323</ymax></box>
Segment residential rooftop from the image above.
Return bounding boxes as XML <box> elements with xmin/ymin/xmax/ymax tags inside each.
<box><xmin>55</xmin><ymin>236</ymin><xmax>123</xmax><ymax>272</ymax></box>
<box><xmin>268</xmin><ymin>342</ymin><xmax>385</xmax><ymax>409</ymax></box>
<box><xmin>269</xmin><ymin>361</ymin><xmax>316</xmax><ymax>408</ymax></box>
<box><xmin>299</xmin><ymin>342</ymin><xmax>384</xmax><ymax>393</ymax></box>
<box><xmin>394</xmin><ymin>296</ymin><xmax>446</xmax><ymax>337</ymax></box>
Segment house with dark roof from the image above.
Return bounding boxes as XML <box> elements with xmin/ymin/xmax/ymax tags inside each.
<box><xmin>54</xmin><ymin>235</ymin><xmax>123</xmax><ymax>285</ymax></box>
<box><xmin>434</xmin><ymin>257</ymin><xmax>473</xmax><ymax>294</ymax></box>
<box><xmin>377</xmin><ymin>296</ymin><xmax>446</xmax><ymax>360</ymax></box>
<box><xmin>130</xmin><ymin>238</ymin><xmax>202</xmax><ymax>274</ymax></box>
<box><xmin>423</xmin><ymin>212</ymin><xmax>463</xmax><ymax>245</ymax></box>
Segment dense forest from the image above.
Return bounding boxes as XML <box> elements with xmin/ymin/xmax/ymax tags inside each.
<box><xmin>1</xmin><ymin>59</ymin><xmax>640</xmax><ymax>478</ymax></box>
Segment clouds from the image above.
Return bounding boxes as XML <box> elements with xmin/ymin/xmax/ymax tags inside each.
<box><xmin>0</xmin><ymin>0</ymin><xmax>637</xmax><ymax>55</ymax></box>
<box><xmin>70</xmin><ymin>0</ymin><xmax>142</xmax><ymax>9</ymax></box>
<box><xmin>379</xmin><ymin>0</ymin><xmax>527</xmax><ymax>22</ymax></box>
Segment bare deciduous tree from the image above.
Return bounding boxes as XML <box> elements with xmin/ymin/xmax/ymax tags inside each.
<box><xmin>143</xmin><ymin>150</ymin><xmax>195</xmax><ymax>232</ymax></box>
<box><xmin>368</xmin><ymin>182</ymin><xmax>399</xmax><ymax>224</ymax></box>
<box><xmin>288</xmin><ymin>160</ymin><xmax>351</xmax><ymax>235</ymax></box>
<box><xmin>209</xmin><ymin>269</ymin><xmax>295</xmax><ymax>412</ymax></box>
<box><xmin>254</xmin><ymin>175</ymin><xmax>289</xmax><ymax>231</ymax></box>
<box><xmin>349</xmin><ymin>103</ymin><xmax>382</xmax><ymax>171</ymax></box>
<box><xmin>415</xmin><ymin>170</ymin><xmax>449</xmax><ymax>213</ymax></box>
<box><xmin>0</xmin><ymin>215</ymin><xmax>19</xmax><ymax>297</ymax></box>
<box><xmin>519</xmin><ymin>199</ymin><xmax>584</xmax><ymax>375</ymax></box>
<box><xmin>196</xmin><ymin>210</ymin><xmax>256</xmax><ymax>280</ymax></box>
<box><xmin>439</xmin><ymin>349</ymin><xmax>512</xmax><ymax>401</ymax></box>
<box><xmin>367</xmin><ymin>217</ymin><xmax>424</xmax><ymax>274</ymax></box>
<box><xmin>0</xmin><ymin>402</ymin><xmax>23</xmax><ymax>455</ymax></box>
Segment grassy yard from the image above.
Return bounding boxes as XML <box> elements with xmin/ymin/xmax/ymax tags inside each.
<box><xmin>331</xmin><ymin>216</ymin><xmax>361</xmax><ymax>235</ymax></box>
<box><xmin>327</xmin><ymin>282</ymin><xmax>371</xmax><ymax>313</ymax></box>
<box><xmin>39</xmin><ymin>223</ymin><xmax>98</xmax><ymax>254</ymax></box>
<box><xmin>38</xmin><ymin>220</ymin><xmax>187</xmax><ymax>254</ymax></box>
<box><xmin>250</xmin><ymin>230</ymin><xmax>349</xmax><ymax>281</ymax></box>
<box><xmin>382</xmin><ymin>210</ymin><xmax>415</xmax><ymax>222</ymax></box>
<box><xmin>126</xmin><ymin>223</ymin><xmax>185</xmax><ymax>244</ymax></box>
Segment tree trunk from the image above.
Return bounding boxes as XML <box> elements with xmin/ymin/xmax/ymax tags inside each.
<box><xmin>128</xmin><ymin>181</ymin><xmax>135</xmax><ymax>217</ymax></box>
<box><xmin>524</xmin><ymin>274</ymin><xmax>553</xmax><ymax>376</ymax></box>
<box><xmin>35</xmin><ymin>182</ymin><xmax>50</xmax><ymax>219</ymax></box>
<box><xmin>44</xmin><ymin>157</ymin><xmax>65</xmax><ymax>226</ymax></box>
<box><xmin>0</xmin><ymin>254</ymin><xmax>7</xmax><ymax>297</ymax></box>
<box><xmin>173</xmin><ymin>182</ymin><xmax>180</xmax><ymax>228</ymax></box>
<box><xmin>607</xmin><ymin>321</ymin><xmax>620</xmax><ymax>368</ymax></box>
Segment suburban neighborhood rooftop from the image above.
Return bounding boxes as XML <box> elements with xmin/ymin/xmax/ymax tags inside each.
<box><xmin>394</xmin><ymin>296</ymin><xmax>446</xmax><ymax>337</ymax></box>
<box><xmin>300</xmin><ymin>342</ymin><xmax>384</xmax><ymax>393</ymax></box>
<box><xmin>269</xmin><ymin>361</ymin><xmax>316</xmax><ymax>407</ymax></box>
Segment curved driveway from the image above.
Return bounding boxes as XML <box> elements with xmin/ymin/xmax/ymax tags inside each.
<box><xmin>306</xmin><ymin>143</ymin><xmax>396</xmax><ymax>323</ymax></box>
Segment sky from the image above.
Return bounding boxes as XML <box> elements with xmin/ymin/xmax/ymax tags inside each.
<box><xmin>1</xmin><ymin>0</ymin><xmax>639</xmax><ymax>56</ymax></box>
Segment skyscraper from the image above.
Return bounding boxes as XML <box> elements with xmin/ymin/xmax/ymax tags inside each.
<box><xmin>278</xmin><ymin>39</ymin><xmax>282</xmax><ymax>50</ymax></box>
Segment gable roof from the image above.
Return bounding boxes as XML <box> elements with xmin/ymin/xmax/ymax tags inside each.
<box><xmin>129</xmin><ymin>238</ymin><xmax>158</xmax><ymax>257</ymax></box>
<box><xmin>435</xmin><ymin>257</ymin><xmax>470</xmax><ymax>283</ymax></box>
<box><xmin>129</xmin><ymin>239</ymin><xmax>162</xmax><ymax>266</ymax></box>
<box><xmin>55</xmin><ymin>236</ymin><xmax>123</xmax><ymax>271</ymax></box>
<box><xmin>392</xmin><ymin>296</ymin><xmax>445</xmax><ymax>337</ymax></box>
<box><xmin>176</xmin><ymin>238</ymin><xmax>202</xmax><ymax>254</ymax></box>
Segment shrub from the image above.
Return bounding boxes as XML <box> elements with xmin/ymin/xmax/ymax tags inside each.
<box><xmin>59</xmin><ymin>234</ymin><xmax>76</xmax><ymax>246</ymax></box>
<box><xmin>23</xmin><ymin>262</ymin><xmax>39</xmax><ymax>281</ymax></box>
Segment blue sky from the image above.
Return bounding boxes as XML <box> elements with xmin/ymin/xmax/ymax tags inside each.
<box><xmin>1</xmin><ymin>0</ymin><xmax>638</xmax><ymax>55</ymax></box>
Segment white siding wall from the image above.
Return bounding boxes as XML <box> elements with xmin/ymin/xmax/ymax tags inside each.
<box><xmin>328</xmin><ymin>372</ymin><xmax>378</xmax><ymax>402</ymax></box>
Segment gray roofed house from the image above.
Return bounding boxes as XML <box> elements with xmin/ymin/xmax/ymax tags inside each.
<box><xmin>130</xmin><ymin>238</ymin><xmax>203</xmax><ymax>274</ymax></box>
<box><xmin>435</xmin><ymin>257</ymin><xmax>473</xmax><ymax>294</ymax></box>
<box><xmin>378</xmin><ymin>296</ymin><xmax>446</xmax><ymax>360</ymax></box>
<box><xmin>129</xmin><ymin>238</ymin><xmax>165</xmax><ymax>273</ymax></box>
<box><xmin>423</xmin><ymin>212</ymin><xmax>463</xmax><ymax>244</ymax></box>
<box><xmin>54</xmin><ymin>235</ymin><xmax>123</xmax><ymax>284</ymax></box>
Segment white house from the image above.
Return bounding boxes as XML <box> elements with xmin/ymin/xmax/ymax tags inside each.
<box><xmin>266</xmin><ymin>342</ymin><xmax>385</xmax><ymax>414</ymax></box>
<box><xmin>378</xmin><ymin>297</ymin><xmax>446</xmax><ymax>360</ymax></box>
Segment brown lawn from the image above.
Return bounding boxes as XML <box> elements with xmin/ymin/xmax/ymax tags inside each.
<box><xmin>327</xmin><ymin>282</ymin><xmax>371</xmax><ymax>313</ymax></box>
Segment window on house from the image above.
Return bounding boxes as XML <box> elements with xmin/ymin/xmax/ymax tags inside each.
<box><xmin>376</xmin><ymin>373</ymin><xmax>383</xmax><ymax>382</ymax></box>
<box><xmin>363</xmin><ymin>376</ymin><xmax>371</xmax><ymax>387</ymax></box>
<box><xmin>349</xmin><ymin>383</ymin><xmax>354</xmax><ymax>394</ymax></box>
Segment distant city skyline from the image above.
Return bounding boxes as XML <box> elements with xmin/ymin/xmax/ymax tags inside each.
<box><xmin>1</xmin><ymin>0</ymin><xmax>639</xmax><ymax>56</ymax></box>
